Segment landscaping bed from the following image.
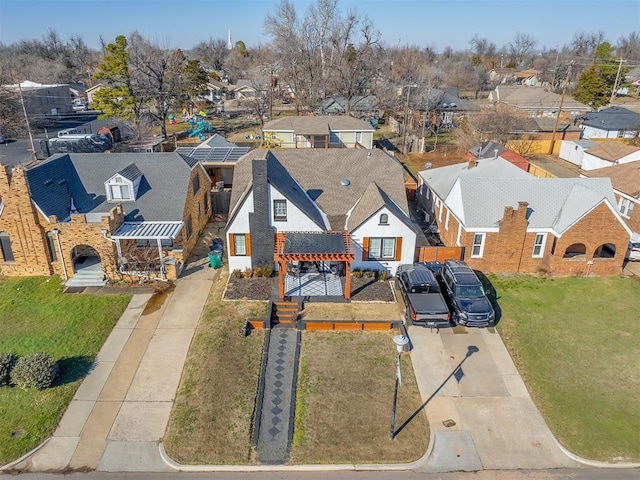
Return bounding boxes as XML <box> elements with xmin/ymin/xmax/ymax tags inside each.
<box><xmin>223</xmin><ymin>275</ymin><xmax>395</xmax><ymax>302</ymax></box>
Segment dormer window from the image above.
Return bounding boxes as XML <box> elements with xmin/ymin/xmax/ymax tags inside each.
<box><xmin>105</xmin><ymin>163</ymin><xmax>142</xmax><ymax>203</ymax></box>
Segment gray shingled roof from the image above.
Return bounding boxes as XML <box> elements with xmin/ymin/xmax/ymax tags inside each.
<box><xmin>451</xmin><ymin>177</ymin><xmax>617</xmax><ymax>233</ymax></box>
<box><xmin>579</xmin><ymin>107</ymin><xmax>640</xmax><ymax>131</ymax></box>
<box><xmin>198</xmin><ymin>133</ymin><xmax>236</xmax><ymax>149</ymax></box>
<box><xmin>229</xmin><ymin>149</ymin><xmax>408</xmax><ymax>231</ymax></box>
<box><xmin>262</xmin><ymin>115</ymin><xmax>374</xmax><ymax>134</ymax></box>
<box><xmin>347</xmin><ymin>182</ymin><xmax>415</xmax><ymax>232</ymax></box>
<box><xmin>492</xmin><ymin>85</ymin><xmax>589</xmax><ymax>110</ymax></box>
<box><xmin>26</xmin><ymin>153</ymin><xmax>199</xmax><ymax>223</ymax></box>
<box><xmin>419</xmin><ymin>157</ymin><xmax>531</xmax><ymax>201</ymax></box>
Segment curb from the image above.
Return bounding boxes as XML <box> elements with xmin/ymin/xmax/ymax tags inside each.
<box><xmin>0</xmin><ymin>438</ymin><xmax>49</xmax><ymax>472</ymax></box>
<box><xmin>553</xmin><ymin>437</ymin><xmax>640</xmax><ymax>469</ymax></box>
<box><xmin>159</xmin><ymin>428</ymin><xmax>435</xmax><ymax>472</ymax></box>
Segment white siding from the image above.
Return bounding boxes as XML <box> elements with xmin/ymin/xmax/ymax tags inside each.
<box><xmin>270</xmin><ymin>185</ymin><xmax>326</xmax><ymax>232</ymax></box>
<box><xmin>350</xmin><ymin>207</ymin><xmax>416</xmax><ymax>276</ymax></box>
<box><xmin>226</xmin><ymin>192</ymin><xmax>253</xmax><ymax>271</ymax></box>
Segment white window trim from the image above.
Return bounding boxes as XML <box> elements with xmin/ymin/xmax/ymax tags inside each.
<box><xmin>456</xmin><ymin>224</ymin><xmax>462</xmax><ymax>246</ymax></box>
<box><xmin>438</xmin><ymin>201</ymin><xmax>443</xmax><ymax>222</ymax></box>
<box><xmin>619</xmin><ymin>197</ymin><xmax>635</xmax><ymax>218</ymax></box>
<box><xmin>532</xmin><ymin>233</ymin><xmax>547</xmax><ymax>258</ymax></box>
<box><xmin>233</xmin><ymin>234</ymin><xmax>247</xmax><ymax>256</ymax></box>
<box><xmin>445</xmin><ymin>210</ymin><xmax>450</xmax><ymax>231</ymax></box>
<box><xmin>471</xmin><ymin>233</ymin><xmax>485</xmax><ymax>258</ymax></box>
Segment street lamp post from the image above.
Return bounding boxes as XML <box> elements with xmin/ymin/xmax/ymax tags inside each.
<box><xmin>390</xmin><ymin>334</ymin><xmax>409</xmax><ymax>440</ymax></box>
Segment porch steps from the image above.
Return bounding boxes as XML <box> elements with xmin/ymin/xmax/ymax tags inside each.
<box><xmin>65</xmin><ymin>268</ymin><xmax>106</xmax><ymax>287</ymax></box>
<box><xmin>270</xmin><ymin>301</ymin><xmax>299</xmax><ymax>326</ymax></box>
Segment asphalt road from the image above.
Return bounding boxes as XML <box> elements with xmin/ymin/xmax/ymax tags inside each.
<box><xmin>10</xmin><ymin>468</ymin><xmax>640</xmax><ymax>480</ymax></box>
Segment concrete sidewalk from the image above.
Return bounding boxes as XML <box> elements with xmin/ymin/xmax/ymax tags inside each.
<box><xmin>409</xmin><ymin>325</ymin><xmax>578</xmax><ymax>472</ymax></box>
<box><xmin>11</xmin><ymin>228</ymin><xmax>219</xmax><ymax>473</ymax></box>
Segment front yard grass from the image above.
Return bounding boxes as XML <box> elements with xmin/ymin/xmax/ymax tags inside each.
<box><xmin>290</xmin><ymin>331</ymin><xmax>428</xmax><ymax>464</ymax></box>
<box><xmin>0</xmin><ymin>277</ymin><xmax>131</xmax><ymax>465</ymax></box>
<box><xmin>492</xmin><ymin>274</ymin><xmax>640</xmax><ymax>462</ymax></box>
<box><xmin>163</xmin><ymin>270</ymin><xmax>267</xmax><ymax>464</ymax></box>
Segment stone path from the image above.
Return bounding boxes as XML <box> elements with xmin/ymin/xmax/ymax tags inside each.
<box><xmin>256</xmin><ymin>324</ymin><xmax>300</xmax><ymax>464</ymax></box>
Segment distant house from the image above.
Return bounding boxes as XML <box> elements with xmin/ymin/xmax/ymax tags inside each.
<box><xmin>583</xmin><ymin>161</ymin><xmax>640</xmax><ymax>235</ymax></box>
<box><xmin>202</xmin><ymin>79</ymin><xmax>228</xmax><ymax>103</ymax></box>
<box><xmin>488</xmin><ymin>85</ymin><xmax>590</xmax><ymax>119</ymax></box>
<box><xmin>232</xmin><ymin>80</ymin><xmax>262</xmax><ymax>101</ymax></box>
<box><xmin>0</xmin><ymin>153</ymin><xmax>211</xmax><ymax>285</ymax></box>
<box><xmin>560</xmin><ymin>140</ymin><xmax>640</xmax><ymax>170</ymax></box>
<box><xmin>318</xmin><ymin>95</ymin><xmax>379</xmax><ymax>118</ymax></box>
<box><xmin>226</xmin><ymin>149</ymin><xmax>417</xmax><ymax>298</ymax></box>
<box><xmin>262</xmin><ymin>115</ymin><xmax>374</xmax><ymax>149</ymax></box>
<box><xmin>467</xmin><ymin>142</ymin><xmax>529</xmax><ymax>172</ymax></box>
<box><xmin>3</xmin><ymin>80</ymin><xmax>74</xmax><ymax>115</ymax></box>
<box><xmin>417</xmin><ymin>157</ymin><xmax>631</xmax><ymax>276</ymax></box>
<box><xmin>175</xmin><ymin>134</ymin><xmax>249</xmax><ymax>188</ymax></box>
<box><xmin>513</xmin><ymin>69</ymin><xmax>543</xmax><ymax>86</ymax></box>
<box><xmin>406</xmin><ymin>87</ymin><xmax>479</xmax><ymax>129</ymax></box>
<box><xmin>577</xmin><ymin>107</ymin><xmax>640</xmax><ymax>139</ymax></box>
<box><xmin>85</xmin><ymin>83</ymin><xmax>104</xmax><ymax>106</ymax></box>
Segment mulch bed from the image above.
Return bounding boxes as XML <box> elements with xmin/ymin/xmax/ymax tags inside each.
<box><xmin>223</xmin><ymin>275</ymin><xmax>395</xmax><ymax>302</ymax></box>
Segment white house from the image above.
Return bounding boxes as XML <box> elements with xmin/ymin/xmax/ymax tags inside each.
<box><xmin>225</xmin><ymin>149</ymin><xmax>417</xmax><ymax>294</ymax></box>
<box><xmin>578</xmin><ymin>107</ymin><xmax>640</xmax><ymax>139</ymax></box>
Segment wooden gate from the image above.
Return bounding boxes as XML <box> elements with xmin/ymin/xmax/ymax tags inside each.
<box><xmin>415</xmin><ymin>246</ymin><xmax>464</xmax><ymax>263</ymax></box>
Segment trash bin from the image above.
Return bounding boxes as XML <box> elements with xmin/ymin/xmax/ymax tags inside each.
<box><xmin>208</xmin><ymin>251</ymin><xmax>222</xmax><ymax>269</ymax></box>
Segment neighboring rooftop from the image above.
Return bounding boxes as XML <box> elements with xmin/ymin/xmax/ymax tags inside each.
<box><xmin>583</xmin><ymin>161</ymin><xmax>640</xmax><ymax>198</ymax></box>
<box><xmin>262</xmin><ymin>115</ymin><xmax>375</xmax><ymax>134</ymax></box>
<box><xmin>490</xmin><ymin>85</ymin><xmax>590</xmax><ymax>111</ymax></box>
<box><xmin>585</xmin><ymin>142</ymin><xmax>640</xmax><ymax>162</ymax></box>
<box><xmin>578</xmin><ymin>106</ymin><xmax>640</xmax><ymax>130</ymax></box>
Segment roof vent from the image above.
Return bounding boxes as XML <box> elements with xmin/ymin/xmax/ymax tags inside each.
<box><xmin>57</xmin><ymin>179</ymin><xmax>67</xmax><ymax>185</ymax></box>
<box><xmin>424</xmin><ymin>162</ymin><xmax>433</xmax><ymax>169</ymax></box>
<box><xmin>43</xmin><ymin>178</ymin><xmax>53</xmax><ymax>186</ymax></box>
<box><xmin>340</xmin><ymin>178</ymin><xmax>350</xmax><ymax>187</ymax></box>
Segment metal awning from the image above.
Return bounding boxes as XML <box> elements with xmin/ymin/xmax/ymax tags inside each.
<box><xmin>111</xmin><ymin>221</ymin><xmax>183</xmax><ymax>240</ymax></box>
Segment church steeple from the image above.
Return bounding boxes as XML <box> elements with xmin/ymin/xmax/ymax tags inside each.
<box><xmin>227</xmin><ymin>29</ymin><xmax>232</xmax><ymax>50</ymax></box>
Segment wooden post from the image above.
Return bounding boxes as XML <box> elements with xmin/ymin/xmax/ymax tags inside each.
<box><xmin>345</xmin><ymin>261</ymin><xmax>351</xmax><ymax>299</ymax></box>
<box><xmin>278</xmin><ymin>260</ymin><xmax>285</xmax><ymax>299</ymax></box>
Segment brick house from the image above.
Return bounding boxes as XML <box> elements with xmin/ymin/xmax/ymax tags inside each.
<box><xmin>0</xmin><ymin>152</ymin><xmax>211</xmax><ymax>285</ymax></box>
<box><xmin>226</xmin><ymin>149</ymin><xmax>417</xmax><ymax>298</ymax></box>
<box><xmin>418</xmin><ymin>158</ymin><xmax>631</xmax><ymax>275</ymax></box>
<box><xmin>262</xmin><ymin>116</ymin><xmax>374</xmax><ymax>149</ymax></box>
<box><xmin>582</xmin><ymin>161</ymin><xmax>640</xmax><ymax>236</ymax></box>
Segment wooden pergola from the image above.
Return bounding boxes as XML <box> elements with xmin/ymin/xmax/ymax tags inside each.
<box><xmin>274</xmin><ymin>231</ymin><xmax>354</xmax><ymax>299</ymax></box>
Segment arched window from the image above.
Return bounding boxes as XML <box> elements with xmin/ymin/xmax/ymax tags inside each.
<box><xmin>593</xmin><ymin>243</ymin><xmax>616</xmax><ymax>258</ymax></box>
<box><xmin>563</xmin><ymin>243</ymin><xmax>586</xmax><ymax>259</ymax></box>
<box><xmin>379</xmin><ymin>213</ymin><xmax>389</xmax><ymax>225</ymax></box>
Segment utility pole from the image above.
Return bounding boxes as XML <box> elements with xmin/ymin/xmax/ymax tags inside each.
<box><xmin>548</xmin><ymin>63</ymin><xmax>572</xmax><ymax>155</ymax></box>
<box><xmin>610</xmin><ymin>58</ymin><xmax>625</xmax><ymax>103</ymax></box>
<box><xmin>17</xmin><ymin>81</ymin><xmax>37</xmax><ymax>161</ymax></box>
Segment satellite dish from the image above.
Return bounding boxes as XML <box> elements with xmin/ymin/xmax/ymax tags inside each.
<box><xmin>424</xmin><ymin>162</ymin><xmax>433</xmax><ymax>169</ymax></box>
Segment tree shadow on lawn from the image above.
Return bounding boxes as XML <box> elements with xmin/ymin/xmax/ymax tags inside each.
<box><xmin>474</xmin><ymin>271</ymin><xmax>503</xmax><ymax>325</ymax></box>
<box><xmin>54</xmin><ymin>356</ymin><xmax>95</xmax><ymax>386</ymax></box>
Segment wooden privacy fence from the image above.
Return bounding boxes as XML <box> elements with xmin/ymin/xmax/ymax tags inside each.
<box><xmin>415</xmin><ymin>246</ymin><xmax>464</xmax><ymax>263</ymax></box>
<box><xmin>211</xmin><ymin>191</ymin><xmax>231</xmax><ymax>214</ymax></box>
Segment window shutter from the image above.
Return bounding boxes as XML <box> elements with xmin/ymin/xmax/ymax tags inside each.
<box><xmin>394</xmin><ymin>237</ymin><xmax>402</xmax><ymax>261</ymax></box>
<box><xmin>362</xmin><ymin>237</ymin><xmax>369</xmax><ymax>261</ymax></box>
<box><xmin>228</xmin><ymin>233</ymin><xmax>235</xmax><ymax>256</ymax></box>
<box><xmin>245</xmin><ymin>233</ymin><xmax>251</xmax><ymax>256</ymax></box>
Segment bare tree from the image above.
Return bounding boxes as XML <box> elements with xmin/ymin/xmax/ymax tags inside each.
<box><xmin>570</xmin><ymin>30</ymin><xmax>606</xmax><ymax>58</ymax></box>
<box><xmin>617</xmin><ymin>31</ymin><xmax>640</xmax><ymax>62</ymax></box>
<box><xmin>508</xmin><ymin>32</ymin><xmax>537</xmax><ymax>67</ymax></box>
<box><xmin>190</xmin><ymin>38</ymin><xmax>229</xmax><ymax>70</ymax></box>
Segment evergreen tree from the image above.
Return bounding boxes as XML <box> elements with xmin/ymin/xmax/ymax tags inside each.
<box><xmin>574</xmin><ymin>65</ymin><xmax>609</xmax><ymax>108</ymax></box>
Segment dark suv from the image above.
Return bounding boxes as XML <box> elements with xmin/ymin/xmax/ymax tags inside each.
<box><xmin>438</xmin><ymin>260</ymin><xmax>495</xmax><ymax>327</ymax></box>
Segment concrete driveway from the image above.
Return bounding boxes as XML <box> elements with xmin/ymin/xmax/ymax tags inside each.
<box><xmin>409</xmin><ymin>326</ymin><xmax>578</xmax><ymax>472</ymax></box>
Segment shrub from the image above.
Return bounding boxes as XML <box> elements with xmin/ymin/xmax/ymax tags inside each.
<box><xmin>232</xmin><ymin>269</ymin><xmax>243</xmax><ymax>279</ymax></box>
<box><xmin>0</xmin><ymin>353</ymin><xmax>15</xmax><ymax>387</ymax></box>
<box><xmin>253</xmin><ymin>267</ymin><xmax>263</xmax><ymax>278</ymax></box>
<box><xmin>244</xmin><ymin>267</ymin><xmax>254</xmax><ymax>278</ymax></box>
<box><xmin>379</xmin><ymin>270</ymin><xmax>389</xmax><ymax>282</ymax></box>
<box><xmin>261</xmin><ymin>265</ymin><xmax>273</xmax><ymax>278</ymax></box>
<box><xmin>352</xmin><ymin>268</ymin><xmax>362</xmax><ymax>278</ymax></box>
<box><xmin>361</xmin><ymin>268</ymin><xmax>372</xmax><ymax>278</ymax></box>
<box><xmin>10</xmin><ymin>353</ymin><xmax>59</xmax><ymax>390</ymax></box>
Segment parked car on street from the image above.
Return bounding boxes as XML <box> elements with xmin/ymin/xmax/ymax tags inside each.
<box><xmin>627</xmin><ymin>242</ymin><xmax>640</xmax><ymax>261</ymax></box>
<box><xmin>438</xmin><ymin>260</ymin><xmax>495</xmax><ymax>327</ymax></box>
<box><xmin>395</xmin><ymin>263</ymin><xmax>451</xmax><ymax>328</ymax></box>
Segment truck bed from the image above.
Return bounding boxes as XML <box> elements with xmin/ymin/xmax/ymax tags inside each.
<box><xmin>405</xmin><ymin>292</ymin><xmax>451</xmax><ymax>327</ymax></box>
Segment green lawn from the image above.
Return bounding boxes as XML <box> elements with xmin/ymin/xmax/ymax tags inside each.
<box><xmin>491</xmin><ymin>275</ymin><xmax>640</xmax><ymax>462</ymax></box>
<box><xmin>0</xmin><ymin>277</ymin><xmax>131</xmax><ymax>464</ymax></box>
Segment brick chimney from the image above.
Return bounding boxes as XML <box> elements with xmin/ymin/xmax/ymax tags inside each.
<box><xmin>467</xmin><ymin>158</ymin><xmax>478</xmax><ymax>169</ymax></box>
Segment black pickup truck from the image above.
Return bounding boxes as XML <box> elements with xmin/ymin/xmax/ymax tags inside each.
<box><xmin>395</xmin><ymin>263</ymin><xmax>451</xmax><ymax>328</ymax></box>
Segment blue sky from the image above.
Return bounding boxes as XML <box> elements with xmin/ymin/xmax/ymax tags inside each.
<box><xmin>0</xmin><ymin>0</ymin><xmax>638</xmax><ymax>52</ymax></box>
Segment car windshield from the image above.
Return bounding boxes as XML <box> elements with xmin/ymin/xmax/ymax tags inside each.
<box><xmin>455</xmin><ymin>285</ymin><xmax>485</xmax><ymax>298</ymax></box>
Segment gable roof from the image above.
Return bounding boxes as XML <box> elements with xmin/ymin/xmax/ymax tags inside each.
<box><xmin>229</xmin><ymin>149</ymin><xmax>408</xmax><ymax>231</ymax></box>
<box><xmin>262</xmin><ymin>115</ymin><xmax>374</xmax><ymax>134</ymax></box>
<box><xmin>419</xmin><ymin>156</ymin><xmax>531</xmax><ymax>201</ymax></box>
<box><xmin>491</xmin><ymin>85</ymin><xmax>589</xmax><ymax>111</ymax></box>
<box><xmin>25</xmin><ymin>152</ymin><xmax>198</xmax><ymax>223</ymax></box>
<box><xmin>346</xmin><ymin>182</ymin><xmax>414</xmax><ymax>231</ymax></box>
<box><xmin>583</xmin><ymin>161</ymin><xmax>640</xmax><ymax>198</ymax></box>
<box><xmin>585</xmin><ymin>141</ymin><xmax>640</xmax><ymax>162</ymax></box>
<box><xmin>198</xmin><ymin>133</ymin><xmax>236</xmax><ymax>149</ymax></box>
<box><xmin>468</xmin><ymin>141</ymin><xmax>507</xmax><ymax>159</ymax></box>
<box><xmin>451</xmin><ymin>177</ymin><xmax>618</xmax><ymax>234</ymax></box>
<box><xmin>578</xmin><ymin>107</ymin><xmax>640</xmax><ymax>131</ymax></box>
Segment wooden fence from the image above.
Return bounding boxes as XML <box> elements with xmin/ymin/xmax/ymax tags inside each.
<box><xmin>211</xmin><ymin>191</ymin><xmax>231</xmax><ymax>214</ymax></box>
<box><xmin>415</xmin><ymin>246</ymin><xmax>464</xmax><ymax>263</ymax></box>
